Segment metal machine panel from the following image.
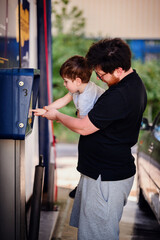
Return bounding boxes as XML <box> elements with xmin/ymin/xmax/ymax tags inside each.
<box><xmin>0</xmin><ymin>140</ymin><xmax>16</xmax><ymax>239</ymax></box>
<box><xmin>0</xmin><ymin>68</ymin><xmax>40</xmax><ymax>139</ymax></box>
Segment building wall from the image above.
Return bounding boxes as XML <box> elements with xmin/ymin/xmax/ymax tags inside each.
<box><xmin>68</xmin><ymin>0</ymin><xmax>160</xmax><ymax>39</ymax></box>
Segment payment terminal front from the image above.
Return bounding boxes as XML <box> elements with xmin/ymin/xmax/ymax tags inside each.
<box><xmin>0</xmin><ymin>68</ymin><xmax>40</xmax><ymax>139</ymax></box>
<box><xmin>0</xmin><ymin>68</ymin><xmax>40</xmax><ymax>240</ymax></box>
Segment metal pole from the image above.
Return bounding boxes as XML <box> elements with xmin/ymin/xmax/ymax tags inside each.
<box><xmin>29</xmin><ymin>155</ymin><xmax>45</xmax><ymax>240</ymax></box>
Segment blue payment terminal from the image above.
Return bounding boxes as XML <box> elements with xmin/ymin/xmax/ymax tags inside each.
<box><xmin>0</xmin><ymin>68</ymin><xmax>40</xmax><ymax>139</ymax></box>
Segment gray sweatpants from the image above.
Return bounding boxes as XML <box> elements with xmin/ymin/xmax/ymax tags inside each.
<box><xmin>70</xmin><ymin>174</ymin><xmax>134</xmax><ymax>240</ymax></box>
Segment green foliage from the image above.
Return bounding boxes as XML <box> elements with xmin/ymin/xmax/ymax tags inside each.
<box><xmin>52</xmin><ymin>1</ymin><xmax>160</xmax><ymax>141</ymax></box>
<box><xmin>52</xmin><ymin>0</ymin><xmax>97</xmax><ymax>142</ymax></box>
<box><xmin>52</xmin><ymin>34</ymin><xmax>98</xmax><ymax>142</ymax></box>
<box><xmin>52</xmin><ymin>33</ymin><xmax>95</xmax><ymax>103</ymax></box>
<box><xmin>132</xmin><ymin>59</ymin><xmax>160</xmax><ymax>121</ymax></box>
<box><xmin>52</xmin><ymin>0</ymin><xmax>85</xmax><ymax>35</ymax></box>
<box><xmin>54</xmin><ymin>122</ymin><xmax>80</xmax><ymax>143</ymax></box>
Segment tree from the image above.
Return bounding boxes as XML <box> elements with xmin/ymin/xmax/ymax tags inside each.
<box><xmin>132</xmin><ymin>59</ymin><xmax>160</xmax><ymax>122</ymax></box>
<box><xmin>52</xmin><ymin>0</ymin><xmax>95</xmax><ymax>142</ymax></box>
<box><xmin>52</xmin><ymin>0</ymin><xmax>85</xmax><ymax>35</ymax></box>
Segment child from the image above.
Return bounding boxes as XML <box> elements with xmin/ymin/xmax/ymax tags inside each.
<box><xmin>33</xmin><ymin>55</ymin><xmax>105</xmax><ymax>197</ymax></box>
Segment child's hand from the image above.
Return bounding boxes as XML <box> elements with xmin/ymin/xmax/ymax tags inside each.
<box><xmin>31</xmin><ymin>108</ymin><xmax>47</xmax><ymax>116</ymax></box>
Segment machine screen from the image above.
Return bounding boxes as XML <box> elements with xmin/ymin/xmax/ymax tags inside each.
<box><xmin>26</xmin><ymin>93</ymin><xmax>34</xmax><ymax>135</ymax></box>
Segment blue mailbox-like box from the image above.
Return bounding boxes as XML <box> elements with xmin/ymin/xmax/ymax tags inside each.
<box><xmin>0</xmin><ymin>68</ymin><xmax>40</xmax><ymax>140</ymax></box>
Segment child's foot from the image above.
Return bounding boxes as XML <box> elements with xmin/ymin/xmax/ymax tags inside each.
<box><xmin>69</xmin><ymin>187</ymin><xmax>77</xmax><ymax>199</ymax></box>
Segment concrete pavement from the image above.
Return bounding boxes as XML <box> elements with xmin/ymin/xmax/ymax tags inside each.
<box><xmin>51</xmin><ymin>143</ymin><xmax>160</xmax><ymax>240</ymax></box>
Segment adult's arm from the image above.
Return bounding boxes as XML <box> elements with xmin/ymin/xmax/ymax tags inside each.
<box><xmin>42</xmin><ymin>108</ymin><xmax>99</xmax><ymax>135</ymax></box>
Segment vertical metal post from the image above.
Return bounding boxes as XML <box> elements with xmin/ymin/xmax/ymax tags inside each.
<box><xmin>29</xmin><ymin>155</ymin><xmax>45</xmax><ymax>240</ymax></box>
<box><xmin>15</xmin><ymin>140</ymin><xmax>26</xmax><ymax>240</ymax></box>
<box><xmin>0</xmin><ymin>140</ymin><xmax>26</xmax><ymax>240</ymax></box>
<box><xmin>0</xmin><ymin>140</ymin><xmax>15</xmax><ymax>239</ymax></box>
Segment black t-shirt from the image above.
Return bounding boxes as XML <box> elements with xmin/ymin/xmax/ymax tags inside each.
<box><xmin>77</xmin><ymin>70</ymin><xmax>147</xmax><ymax>181</ymax></box>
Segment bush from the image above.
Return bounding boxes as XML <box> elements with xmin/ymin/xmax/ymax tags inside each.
<box><xmin>132</xmin><ymin>59</ymin><xmax>160</xmax><ymax>122</ymax></box>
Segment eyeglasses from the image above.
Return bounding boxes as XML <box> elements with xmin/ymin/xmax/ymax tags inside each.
<box><xmin>95</xmin><ymin>71</ymin><xmax>106</xmax><ymax>80</ymax></box>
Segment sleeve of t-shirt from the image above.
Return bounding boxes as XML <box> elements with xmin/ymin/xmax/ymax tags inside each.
<box><xmin>79</xmin><ymin>85</ymin><xmax>105</xmax><ymax>117</ymax></box>
<box><xmin>79</xmin><ymin>99</ymin><xmax>94</xmax><ymax>116</ymax></box>
<box><xmin>88</xmin><ymin>90</ymin><xmax>129</xmax><ymax>130</ymax></box>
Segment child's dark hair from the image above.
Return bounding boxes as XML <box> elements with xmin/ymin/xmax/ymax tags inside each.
<box><xmin>60</xmin><ymin>55</ymin><xmax>92</xmax><ymax>83</ymax></box>
<box><xmin>86</xmin><ymin>38</ymin><xmax>132</xmax><ymax>74</ymax></box>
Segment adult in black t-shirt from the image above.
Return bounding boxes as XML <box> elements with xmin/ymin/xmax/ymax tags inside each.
<box><xmin>42</xmin><ymin>38</ymin><xmax>147</xmax><ymax>240</ymax></box>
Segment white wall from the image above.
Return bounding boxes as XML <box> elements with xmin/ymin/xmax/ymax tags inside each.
<box><xmin>52</xmin><ymin>0</ymin><xmax>160</xmax><ymax>39</ymax></box>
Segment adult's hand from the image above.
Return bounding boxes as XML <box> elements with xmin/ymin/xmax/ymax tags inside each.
<box><xmin>42</xmin><ymin>108</ymin><xmax>58</xmax><ymax>120</ymax></box>
<box><xmin>42</xmin><ymin>109</ymin><xmax>99</xmax><ymax>136</ymax></box>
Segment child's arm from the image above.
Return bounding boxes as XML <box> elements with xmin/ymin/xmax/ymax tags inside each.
<box><xmin>32</xmin><ymin>93</ymin><xmax>73</xmax><ymax>116</ymax></box>
<box><xmin>45</xmin><ymin>92</ymin><xmax>73</xmax><ymax>110</ymax></box>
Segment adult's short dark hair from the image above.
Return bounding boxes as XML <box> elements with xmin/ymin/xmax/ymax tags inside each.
<box><xmin>86</xmin><ymin>38</ymin><xmax>132</xmax><ymax>74</ymax></box>
<box><xmin>60</xmin><ymin>55</ymin><xmax>92</xmax><ymax>83</ymax></box>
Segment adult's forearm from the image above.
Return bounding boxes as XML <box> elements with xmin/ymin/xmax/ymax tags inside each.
<box><xmin>43</xmin><ymin>108</ymin><xmax>99</xmax><ymax>135</ymax></box>
<box><xmin>56</xmin><ymin>111</ymin><xmax>85</xmax><ymax>134</ymax></box>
